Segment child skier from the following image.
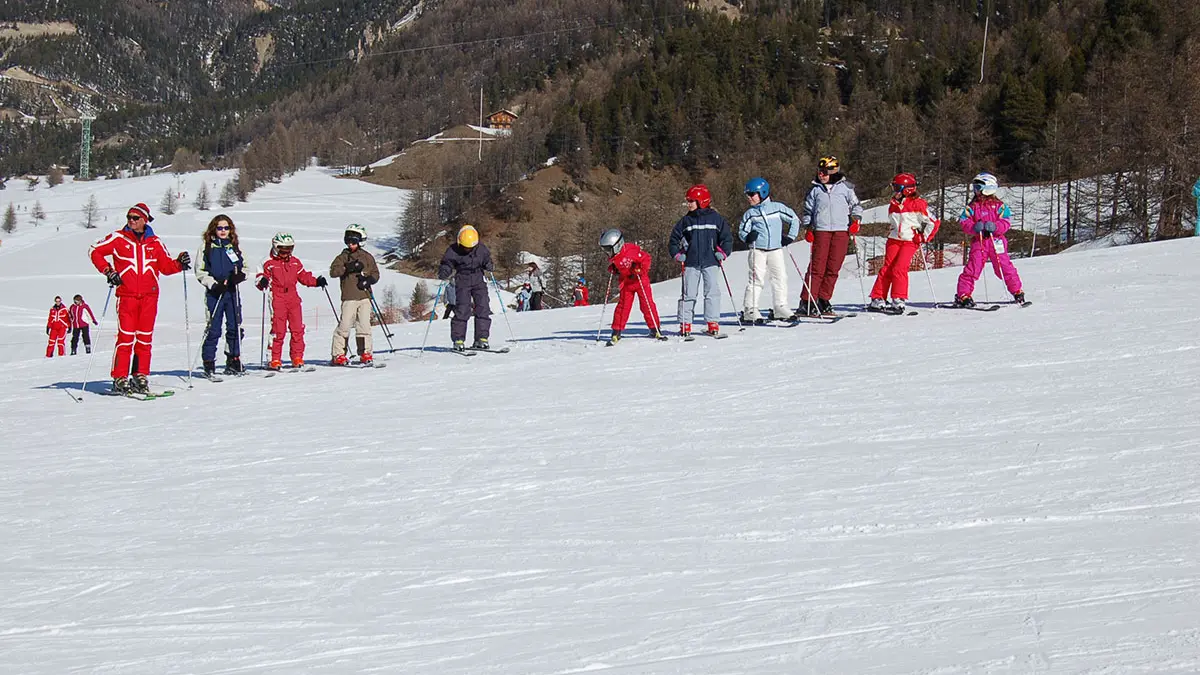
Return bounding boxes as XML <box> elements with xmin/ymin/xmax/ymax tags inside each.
<box><xmin>45</xmin><ymin>296</ymin><xmax>69</xmax><ymax>358</ymax></box>
<box><xmin>670</xmin><ymin>184</ymin><xmax>733</xmax><ymax>337</ymax></box>
<box><xmin>515</xmin><ymin>284</ymin><xmax>532</xmax><ymax>312</ymax></box>
<box><xmin>600</xmin><ymin>228</ymin><xmax>664</xmax><ymax>345</ymax></box>
<box><xmin>738</xmin><ymin>177</ymin><xmax>801</xmax><ymax>323</ymax></box>
<box><xmin>868</xmin><ymin>173</ymin><xmax>940</xmax><ymax>314</ymax></box>
<box><xmin>68</xmin><ymin>294</ymin><xmax>97</xmax><ymax>355</ymax></box>
<box><xmin>256</xmin><ymin>232</ymin><xmax>327</xmax><ymax>370</ymax></box>
<box><xmin>329</xmin><ymin>224</ymin><xmax>379</xmax><ymax>365</ymax></box>
<box><xmin>195</xmin><ymin>214</ymin><xmax>248</xmax><ymax>376</ymax></box>
<box><xmin>573</xmin><ymin>277</ymin><xmax>589</xmax><ymax>306</ymax></box>
<box><xmin>436</xmin><ymin>224</ymin><xmax>494</xmax><ymax>352</ymax></box>
<box><xmin>953</xmin><ymin>172</ymin><xmax>1027</xmax><ymax>307</ymax></box>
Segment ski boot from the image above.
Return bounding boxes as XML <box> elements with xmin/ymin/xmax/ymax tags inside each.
<box><xmin>112</xmin><ymin>376</ymin><xmax>132</xmax><ymax>395</ymax></box>
<box><xmin>953</xmin><ymin>294</ymin><xmax>976</xmax><ymax>308</ymax></box>
<box><xmin>130</xmin><ymin>374</ymin><xmax>150</xmax><ymax>395</ymax></box>
<box><xmin>291</xmin><ymin>358</ymin><xmax>305</xmax><ymax>369</ymax></box>
<box><xmin>1013</xmin><ymin>291</ymin><xmax>1026</xmax><ymax>305</ymax></box>
<box><xmin>452</xmin><ymin>340</ymin><xmax>467</xmax><ymax>353</ymax></box>
<box><xmin>680</xmin><ymin>323</ymin><xmax>691</xmax><ymax>338</ymax></box>
<box><xmin>471</xmin><ymin>338</ymin><xmax>489</xmax><ymax>350</ymax></box>
<box><xmin>818</xmin><ymin>299</ymin><xmax>836</xmax><ymax>317</ymax></box>
<box><xmin>71</xmin><ymin>347</ymin><xmax>77</xmax><ymax>356</ymax></box>
<box><xmin>203</xmin><ymin>360</ymin><xmax>217</xmax><ymax>377</ymax></box>
<box><xmin>359</xmin><ymin>352</ymin><xmax>374</xmax><ymax>366</ymax></box>
<box><xmin>606</xmin><ymin>330</ymin><xmax>621</xmax><ymax>346</ymax></box>
<box><xmin>85</xmin><ymin>345</ymin><xmax>91</xmax><ymax>354</ymax></box>
<box><xmin>867</xmin><ymin>298</ymin><xmax>888</xmax><ymax>313</ymax></box>
<box><xmin>224</xmin><ymin>354</ymin><xmax>245</xmax><ymax>375</ymax></box>
<box><xmin>266</xmin><ymin>359</ymin><xmax>283</xmax><ymax>372</ymax></box>
<box><xmin>890</xmin><ymin>299</ymin><xmax>906</xmax><ymax>314</ymax></box>
<box><xmin>650</xmin><ymin>328</ymin><xmax>667</xmax><ymax>341</ymax></box>
<box><xmin>705</xmin><ymin>322</ymin><xmax>720</xmax><ymax>337</ymax></box>
<box><xmin>797</xmin><ymin>299</ymin><xmax>821</xmax><ymax>318</ymax></box>
<box><xmin>332</xmin><ymin>353</ymin><xmax>350</xmax><ymax>366</ymax></box>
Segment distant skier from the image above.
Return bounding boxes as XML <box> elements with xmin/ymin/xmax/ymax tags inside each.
<box><xmin>670</xmin><ymin>184</ymin><xmax>733</xmax><ymax>337</ymax></box>
<box><xmin>953</xmin><ymin>172</ymin><xmax>1027</xmax><ymax>307</ymax></box>
<box><xmin>738</xmin><ymin>177</ymin><xmax>800</xmax><ymax>323</ymax></box>
<box><xmin>523</xmin><ymin>262</ymin><xmax>546</xmax><ymax>310</ymax></box>
<box><xmin>88</xmin><ymin>202</ymin><xmax>189</xmax><ymax>394</ymax></box>
<box><xmin>515</xmin><ymin>283</ymin><xmax>532</xmax><ymax>312</ymax></box>
<box><xmin>443</xmin><ymin>278</ymin><xmax>456</xmax><ymax>319</ymax></box>
<box><xmin>868</xmin><ymin>173</ymin><xmax>940</xmax><ymax>314</ymax></box>
<box><xmin>800</xmin><ymin>156</ymin><xmax>863</xmax><ymax>316</ymax></box>
<box><xmin>600</xmin><ymin>228</ymin><xmax>664</xmax><ymax>345</ymax></box>
<box><xmin>329</xmin><ymin>224</ymin><xmax>379</xmax><ymax>366</ymax></box>
<box><xmin>573</xmin><ymin>277</ymin><xmax>589</xmax><ymax>306</ymax></box>
<box><xmin>256</xmin><ymin>232</ymin><xmax>326</xmax><ymax>370</ymax></box>
<box><xmin>45</xmin><ymin>296</ymin><xmax>69</xmax><ymax>358</ymax></box>
<box><xmin>437</xmin><ymin>224</ymin><xmax>494</xmax><ymax>352</ymax></box>
<box><xmin>68</xmin><ymin>293</ymin><xmax>97</xmax><ymax>355</ymax></box>
<box><xmin>195</xmin><ymin>214</ymin><xmax>247</xmax><ymax>376</ymax></box>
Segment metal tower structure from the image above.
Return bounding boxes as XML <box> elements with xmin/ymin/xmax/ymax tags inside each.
<box><xmin>79</xmin><ymin>112</ymin><xmax>95</xmax><ymax>180</ymax></box>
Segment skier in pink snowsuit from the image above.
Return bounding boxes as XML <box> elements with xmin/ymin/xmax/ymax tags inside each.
<box><xmin>953</xmin><ymin>172</ymin><xmax>1025</xmax><ymax>307</ymax></box>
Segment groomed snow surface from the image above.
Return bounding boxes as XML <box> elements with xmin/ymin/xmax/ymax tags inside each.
<box><xmin>2</xmin><ymin>169</ymin><xmax>1199</xmax><ymax>674</ymax></box>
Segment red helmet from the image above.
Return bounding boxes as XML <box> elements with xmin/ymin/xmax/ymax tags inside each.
<box><xmin>686</xmin><ymin>184</ymin><xmax>712</xmax><ymax>209</ymax></box>
<box><xmin>891</xmin><ymin>173</ymin><xmax>918</xmax><ymax>196</ymax></box>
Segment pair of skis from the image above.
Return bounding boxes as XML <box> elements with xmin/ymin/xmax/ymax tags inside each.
<box><xmin>448</xmin><ymin>346</ymin><xmax>511</xmax><ymax>358</ymax></box>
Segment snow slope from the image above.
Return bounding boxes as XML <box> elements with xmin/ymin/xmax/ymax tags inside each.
<box><xmin>2</xmin><ymin>170</ymin><xmax>1200</xmax><ymax>674</ymax></box>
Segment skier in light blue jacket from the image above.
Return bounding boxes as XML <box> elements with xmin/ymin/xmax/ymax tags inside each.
<box><xmin>737</xmin><ymin>177</ymin><xmax>801</xmax><ymax>323</ymax></box>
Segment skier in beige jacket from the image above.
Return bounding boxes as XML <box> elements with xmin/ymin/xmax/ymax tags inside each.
<box><xmin>329</xmin><ymin>224</ymin><xmax>380</xmax><ymax>366</ymax></box>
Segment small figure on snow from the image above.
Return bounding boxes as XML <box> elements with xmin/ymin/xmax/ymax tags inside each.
<box><xmin>601</xmin><ymin>228</ymin><xmax>664</xmax><ymax>345</ymax></box>
<box><xmin>523</xmin><ymin>262</ymin><xmax>545</xmax><ymax>310</ymax></box>
<box><xmin>953</xmin><ymin>173</ymin><xmax>1026</xmax><ymax>307</ymax></box>
<box><xmin>437</xmin><ymin>224</ymin><xmax>494</xmax><ymax>352</ymax></box>
<box><xmin>68</xmin><ymin>294</ymin><xmax>97</xmax><ymax>355</ymax></box>
<box><xmin>256</xmin><ymin>232</ymin><xmax>326</xmax><ymax>370</ymax></box>
<box><xmin>329</xmin><ymin>224</ymin><xmax>379</xmax><ymax>366</ymax></box>
<box><xmin>195</xmin><ymin>214</ymin><xmax>247</xmax><ymax>376</ymax></box>
<box><xmin>515</xmin><ymin>283</ymin><xmax>532</xmax><ymax>312</ymax></box>
<box><xmin>442</xmin><ymin>277</ymin><xmax>456</xmax><ymax>319</ymax></box>
<box><xmin>88</xmin><ymin>203</ymin><xmax>189</xmax><ymax>394</ymax></box>
<box><xmin>738</xmin><ymin>177</ymin><xmax>801</xmax><ymax>323</ymax></box>
<box><xmin>573</xmin><ymin>277</ymin><xmax>589</xmax><ymax>306</ymax></box>
<box><xmin>868</xmin><ymin>173</ymin><xmax>940</xmax><ymax>314</ymax></box>
<box><xmin>800</xmin><ymin>156</ymin><xmax>863</xmax><ymax>316</ymax></box>
<box><xmin>670</xmin><ymin>184</ymin><xmax>733</xmax><ymax>337</ymax></box>
<box><xmin>45</xmin><ymin>296</ymin><xmax>69</xmax><ymax>358</ymax></box>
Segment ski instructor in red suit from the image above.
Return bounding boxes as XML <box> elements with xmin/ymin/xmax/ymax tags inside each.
<box><xmin>89</xmin><ymin>203</ymin><xmax>190</xmax><ymax>394</ymax></box>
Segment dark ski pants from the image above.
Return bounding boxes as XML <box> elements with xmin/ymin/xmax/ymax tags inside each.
<box><xmin>70</xmin><ymin>326</ymin><xmax>92</xmax><ymax>353</ymax></box>
<box><xmin>530</xmin><ymin>291</ymin><xmax>544</xmax><ymax>310</ymax></box>
<box><xmin>451</xmin><ymin>278</ymin><xmax>491</xmax><ymax>342</ymax></box>
<box><xmin>203</xmin><ymin>290</ymin><xmax>241</xmax><ymax>362</ymax></box>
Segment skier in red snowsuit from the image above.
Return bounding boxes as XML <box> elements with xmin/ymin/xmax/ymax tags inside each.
<box><xmin>600</xmin><ymin>228</ymin><xmax>663</xmax><ymax>345</ymax></box>
<box><xmin>45</xmin><ymin>296</ymin><xmax>69</xmax><ymax>357</ymax></box>
<box><xmin>573</xmin><ymin>277</ymin><xmax>589</xmax><ymax>306</ymax></box>
<box><xmin>88</xmin><ymin>203</ymin><xmax>189</xmax><ymax>393</ymax></box>
<box><xmin>255</xmin><ymin>232</ymin><xmax>326</xmax><ymax>370</ymax></box>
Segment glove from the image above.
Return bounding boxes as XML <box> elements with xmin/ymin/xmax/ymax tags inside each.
<box><xmin>228</xmin><ymin>270</ymin><xmax>246</xmax><ymax>286</ymax></box>
<box><xmin>674</xmin><ymin>251</ymin><xmax>687</xmax><ymax>263</ymax></box>
<box><xmin>782</xmin><ymin>235</ymin><xmax>794</xmax><ymax>246</ymax></box>
<box><xmin>804</xmin><ymin>230</ymin><xmax>814</xmax><ymax>243</ymax></box>
<box><xmin>849</xmin><ymin>219</ymin><xmax>861</xmax><ymax>235</ymax></box>
<box><xmin>714</xmin><ymin>248</ymin><xmax>727</xmax><ymax>262</ymax></box>
<box><xmin>256</xmin><ymin>277</ymin><xmax>269</xmax><ymax>291</ymax></box>
<box><xmin>629</xmin><ymin>263</ymin><xmax>641</xmax><ymax>276</ymax></box>
<box><xmin>209</xmin><ymin>280</ymin><xmax>227</xmax><ymax>296</ymax></box>
<box><xmin>356</xmin><ymin>275</ymin><xmax>376</xmax><ymax>291</ymax></box>
<box><xmin>912</xmin><ymin>231</ymin><xmax>923</xmax><ymax>244</ymax></box>
<box><xmin>973</xmin><ymin>221</ymin><xmax>996</xmax><ymax>235</ymax></box>
<box><xmin>744</xmin><ymin>230</ymin><xmax>759</xmax><ymax>245</ymax></box>
<box><xmin>344</xmin><ymin>258</ymin><xmax>364</xmax><ymax>274</ymax></box>
<box><xmin>176</xmin><ymin>251</ymin><xmax>191</xmax><ymax>270</ymax></box>
<box><xmin>104</xmin><ymin>267</ymin><xmax>122</xmax><ymax>286</ymax></box>
<box><xmin>93</xmin><ymin>321</ymin><xmax>98</xmax><ymax>325</ymax></box>
<box><xmin>46</xmin><ymin>327</ymin><xmax>50</xmax><ymax>335</ymax></box>
<box><xmin>315</xmin><ymin>276</ymin><xmax>327</xmax><ymax>288</ymax></box>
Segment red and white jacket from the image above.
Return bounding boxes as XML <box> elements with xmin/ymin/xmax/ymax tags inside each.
<box><xmin>68</xmin><ymin>302</ymin><xmax>96</xmax><ymax>328</ymax></box>
<box><xmin>887</xmin><ymin>196</ymin><xmax>940</xmax><ymax>243</ymax></box>
<box><xmin>47</xmin><ymin>306</ymin><xmax>70</xmax><ymax>331</ymax></box>
<box><xmin>89</xmin><ymin>225</ymin><xmax>183</xmax><ymax>297</ymax></box>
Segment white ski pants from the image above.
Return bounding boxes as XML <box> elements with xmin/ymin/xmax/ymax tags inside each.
<box><xmin>743</xmin><ymin>248</ymin><xmax>790</xmax><ymax>320</ymax></box>
<box><xmin>678</xmin><ymin>265</ymin><xmax>722</xmax><ymax>326</ymax></box>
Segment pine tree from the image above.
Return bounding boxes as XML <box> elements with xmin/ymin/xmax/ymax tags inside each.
<box><xmin>31</xmin><ymin>200</ymin><xmax>45</xmax><ymax>226</ymax></box>
<box><xmin>2</xmin><ymin>202</ymin><xmax>15</xmax><ymax>233</ymax></box>
<box><xmin>160</xmin><ymin>186</ymin><xmax>178</xmax><ymax>215</ymax></box>
<box><xmin>194</xmin><ymin>182</ymin><xmax>211</xmax><ymax>210</ymax></box>
<box><xmin>409</xmin><ymin>280</ymin><xmax>432</xmax><ymax>320</ymax></box>
<box><xmin>219</xmin><ymin>180</ymin><xmax>237</xmax><ymax>207</ymax></box>
<box><xmin>82</xmin><ymin>194</ymin><xmax>100</xmax><ymax>228</ymax></box>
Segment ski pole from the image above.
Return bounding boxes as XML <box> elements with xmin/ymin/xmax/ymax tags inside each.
<box><xmin>918</xmin><ymin>241</ymin><xmax>939</xmax><ymax>307</ymax></box>
<box><xmin>634</xmin><ymin>271</ymin><xmax>663</xmax><ymax>335</ymax></box>
<box><xmin>189</xmin><ymin>292</ymin><xmax>219</xmax><ymax>384</ymax></box>
<box><xmin>323</xmin><ymin>286</ymin><xmax>341</xmax><ymax>324</ymax></box>
<box><xmin>183</xmin><ymin>273</ymin><xmax>192</xmax><ymax>390</ymax></box>
<box><xmin>852</xmin><ymin>234</ymin><xmax>868</xmax><ymax>308</ymax></box>
<box><xmin>716</xmin><ymin>260</ymin><xmax>745</xmax><ymax>330</ymax></box>
<box><xmin>419</xmin><ymin>280</ymin><xmax>446</xmax><ymax>356</ymax></box>
<box><xmin>232</xmin><ymin>287</ymin><xmax>244</xmax><ymax>372</ymax></box>
<box><xmin>73</xmin><ymin>286</ymin><xmax>112</xmax><ymax>402</ymax></box>
<box><xmin>595</xmin><ymin>272</ymin><xmax>614</xmax><ymax>342</ymax></box>
<box><xmin>260</xmin><ymin>288</ymin><xmax>267</xmax><ymax>369</ymax></box>
<box><xmin>367</xmin><ymin>290</ymin><xmax>395</xmax><ymax>352</ymax></box>
<box><xmin>979</xmin><ymin>233</ymin><xmax>991</xmax><ymax>303</ymax></box>
<box><xmin>785</xmin><ymin>245</ymin><xmax>820</xmax><ymax>317</ymax></box>
<box><xmin>488</xmin><ymin>272</ymin><xmax>516</xmax><ymax>341</ymax></box>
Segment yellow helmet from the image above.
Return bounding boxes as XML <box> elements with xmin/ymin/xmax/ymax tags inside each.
<box><xmin>818</xmin><ymin>155</ymin><xmax>840</xmax><ymax>173</ymax></box>
<box><xmin>457</xmin><ymin>224</ymin><xmax>479</xmax><ymax>248</ymax></box>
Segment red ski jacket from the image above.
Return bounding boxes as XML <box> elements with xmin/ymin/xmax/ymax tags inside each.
<box><xmin>608</xmin><ymin>242</ymin><xmax>652</xmax><ymax>283</ymax></box>
<box><xmin>258</xmin><ymin>253</ymin><xmax>319</xmax><ymax>298</ymax></box>
<box><xmin>89</xmin><ymin>226</ymin><xmax>184</xmax><ymax>297</ymax></box>
<box><xmin>47</xmin><ymin>306</ymin><xmax>70</xmax><ymax>330</ymax></box>
<box><xmin>573</xmin><ymin>284</ymin><xmax>589</xmax><ymax>306</ymax></box>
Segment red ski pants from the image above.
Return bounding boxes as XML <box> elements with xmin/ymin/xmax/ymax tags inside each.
<box><xmin>870</xmin><ymin>239</ymin><xmax>919</xmax><ymax>301</ymax></box>
<box><xmin>46</xmin><ymin>326</ymin><xmax>67</xmax><ymax>357</ymax></box>
<box><xmin>270</xmin><ymin>295</ymin><xmax>305</xmax><ymax>362</ymax></box>
<box><xmin>611</xmin><ymin>276</ymin><xmax>661</xmax><ymax>332</ymax></box>
<box><xmin>802</xmin><ymin>230</ymin><xmax>849</xmax><ymax>302</ymax></box>
<box><xmin>110</xmin><ymin>294</ymin><xmax>159</xmax><ymax>378</ymax></box>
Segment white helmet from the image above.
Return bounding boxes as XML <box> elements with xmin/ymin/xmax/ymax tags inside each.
<box><xmin>344</xmin><ymin>224</ymin><xmax>367</xmax><ymax>244</ymax></box>
<box><xmin>271</xmin><ymin>232</ymin><xmax>295</xmax><ymax>247</ymax></box>
<box><xmin>598</xmin><ymin>228</ymin><xmax>624</xmax><ymax>257</ymax></box>
<box><xmin>972</xmin><ymin>172</ymin><xmax>1000</xmax><ymax>196</ymax></box>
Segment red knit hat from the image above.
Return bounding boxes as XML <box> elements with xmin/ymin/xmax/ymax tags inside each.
<box><xmin>127</xmin><ymin>203</ymin><xmax>154</xmax><ymax>223</ymax></box>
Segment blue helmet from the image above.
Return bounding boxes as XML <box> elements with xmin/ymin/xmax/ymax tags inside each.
<box><xmin>744</xmin><ymin>177</ymin><xmax>770</xmax><ymax>200</ymax></box>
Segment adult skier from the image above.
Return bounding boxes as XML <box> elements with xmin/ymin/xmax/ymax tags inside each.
<box><xmin>573</xmin><ymin>277</ymin><xmax>589</xmax><ymax>306</ymax></box>
<box><xmin>523</xmin><ymin>262</ymin><xmax>545</xmax><ymax>310</ymax></box>
<box><xmin>868</xmin><ymin>173</ymin><xmax>940</xmax><ymax>313</ymax></box>
<box><xmin>194</xmin><ymin>214</ymin><xmax>247</xmax><ymax>376</ymax></box>
<box><xmin>601</xmin><ymin>228</ymin><xmax>664</xmax><ymax>345</ymax></box>
<box><xmin>329</xmin><ymin>224</ymin><xmax>379</xmax><ymax>365</ymax></box>
<box><xmin>800</xmin><ymin>156</ymin><xmax>863</xmax><ymax>316</ymax></box>
<box><xmin>737</xmin><ymin>177</ymin><xmax>801</xmax><ymax>323</ymax></box>
<box><xmin>256</xmin><ymin>232</ymin><xmax>326</xmax><ymax>370</ymax></box>
<box><xmin>88</xmin><ymin>202</ymin><xmax>189</xmax><ymax>394</ymax></box>
<box><xmin>45</xmin><ymin>296</ymin><xmax>69</xmax><ymax>358</ymax></box>
<box><xmin>669</xmin><ymin>184</ymin><xmax>733</xmax><ymax>337</ymax></box>
<box><xmin>68</xmin><ymin>294</ymin><xmax>97</xmax><ymax>355</ymax></box>
<box><xmin>437</xmin><ymin>224</ymin><xmax>494</xmax><ymax>352</ymax></box>
<box><xmin>953</xmin><ymin>172</ymin><xmax>1027</xmax><ymax>307</ymax></box>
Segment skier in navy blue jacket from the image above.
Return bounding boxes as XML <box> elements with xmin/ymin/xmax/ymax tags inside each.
<box><xmin>195</xmin><ymin>214</ymin><xmax>247</xmax><ymax>376</ymax></box>
<box><xmin>437</xmin><ymin>225</ymin><xmax>494</xmax><ymax>352</ymax></box>
<box><xmin>669</xmin><ymin>184</ymin><xmax>734</xmax><ymax>337</ymax></box>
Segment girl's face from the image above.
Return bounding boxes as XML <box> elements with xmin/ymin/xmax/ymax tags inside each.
<box><xmin>54</xmin><ymin>297</ymin><xmax>62</xmax><ymax>305</ymax></box>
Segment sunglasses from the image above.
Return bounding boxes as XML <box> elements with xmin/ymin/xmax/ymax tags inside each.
<box><xmin>216</xmin><ymin>225</ymin><xmax>231</xmax><ymax>231</ymax></box>
<box><xmin>744</xmin><ymin>191</ymin><xmax>759</xmax><ymax>198</ymax></box>
<box><xmin>126</xmin><ymin>215</ymin><xmax>144</xmax><ymax>222</ymax></box>
<box><xmin>821</xmin><ymin>167</ymin><xmax>838</xmax><ymax>174</ymax></box>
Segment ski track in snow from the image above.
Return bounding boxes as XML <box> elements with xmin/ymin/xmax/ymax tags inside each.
<box><xmin>1</xmin><ymin>170</ymin><xmax>1199</xmax><ymax>673</ymax></box>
